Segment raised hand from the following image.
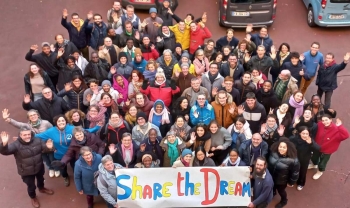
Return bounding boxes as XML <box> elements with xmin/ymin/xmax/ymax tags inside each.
<box><xmin>199</xmin><ymin>22</ymin><xmax>205</xmax><ymax>28</ymax></box>
<box><xmin>193</xmin><ymin>110</ymin><xmax>199</xmax><ymax>118</ymax></box>
<box><xmin>237</xmin><ymin>105</ymin><xmax>245</xmax><ymax>115</ymax></box>
<box><xmin>102</xmin><ymin>47</ymin><xmax>109</xmax><ymax>55</ymax></box>
<box><xmin>86</xmin><ymin>94</ymin><xmax>92</xmax><ymax>102</ymax></box>
<box><xmin>179</xmin><ymin>130</ymin><xmax>186</xmax><ymax>138</ymax></box>
<box><xmin>57</xmin><ymin>48</ymin><xmax>64</xmax><ymax>57</ymax></box>
<box><xmin>62</xmin><ymin>8</ymin><xmax>68</xmax><ymax>18</ymax></box>
<box><xmin>50</xmin><ymin>44</ymin><xmax>55</xmax><ymax>52</ymax></box>
<box><xmin>46</xmin><ymin>139</ymin><xmax>54</xmax><ymax>149</ymax></box>
<box><xmin>328</xmin><ymin>108</ymin><xmax>335</xmax><ymax>114</ymax></box>
<box><xmin>305</xmin><ymin>136</ymin><xmax>312</xmax><ymax>144</ymax></box>
<box><xmin>294</xmin><ymin>116</ymin><xmax>300</xmax><ymax>124</ymax></box>
<box><xmin>64</xmin><ymin>82</ymin><xmax>72</xmax><ymax>92</ymax></box>
<box><xmin>110</xmin><ymin>66</ymin><xmax>117</xmax><ymax>74</ymax></box>
<box><xmin>140</xmin><ymin>143</ymin><xmax>146</xmax><ymax>152</ymax></box>
<box><xmin>216</xmin><ymin>145</ymin><xmax>224</xmax><ymax>150</ymax></box>
<box><xmin>201</xmin><ymin>12</ymin><xmax>207</xmax><ymax>23</ymax></box>
<box><xmin>141</xmin><ymin>20</ymin><xmax>148</xmax><ymax>28</ymax></box>
<box><xmin>184</xmin><ymin>114</ymin><xmax>189</xmax><ymax>121</ymax></box>
<box><xmin>2</xmin><ymin>108</ymin><xmax>10</xmax><ymax>120</ymax></box>
<box><xmin>108</xmin><ymin>144</ymin><xmax>117</xmax><ymax>155</ymax></box>
<box><xmin>260</xmin><ymin>123</ymin><xmax>267</xmax><ymax>134</ymax></box>
<box><xmin>156</xmin><ymin>36</ymin><xmax>163</xmax><ymax>42</ymax></box>
<box><xmin>336</xmin><ymin>118</ymin><xmax>342</xmax><ymax>126</ymax></box>
<box><xmin>211</xmin><ymin>146</ymin><xmax>216</xmax><ymax>151</ymax></box>
<box><xmin>174</xmin><ymin>70</ymin><xmax>180</xmax><ymax>78</ymax></box>
<box><xmin>299</xmin><ymin>69</ymin><xmax>304</xmax><ymax>76</ymax></box>
<box><xmin>24</xmin><ymin>94</ymin><xmax>31</xmax><ymax>103</ymax></box>
<box><xmin>244</xmin><ymin>33</ymin><xmax>251</xmax><ymax>42</ymax></box>
<box><xmin>167</xmin><ymin>8</ymin><xmax>173</xmax><ymax>15</ymax></box>
<box><xmin>112</xmin><ymin>13</ymin><xmax>119</xmax><ymax>22</ymax></box>
<box><xmin>30</xmin><ymin>44</ymin><xmax>39</xmax><ymax>51</ymax></box>
<box><xmin>0</xmin><ymin>131</ymin><xmax>9</xmax><ymax>146</ymax></box>
<box><xmin>79</xmin><ymin>190</ymin><xmax>84</xmax><ymax>195</ymax></box>
<box><xmin>269</xmin><ymin>108</ymin><xmax>274</xmax><ymax>114</ymax></box>
<box><xmin>190</xmin><ymin>132</ymin><xmax>196</xmax><ymax>142</ymax></box>
<box><xmin>299</xmin><ymin>54</ymin><xmax>305</xmax><ymax>61</ymax></box>
<box><xmin>87</xmin><ymin>10</ymin><xmax>93</xmax><ymax>20</ymax></box>
<box><xmin>228</xmin><ymin>104</ymin><xmax>235</xmax><ymax>114</ymax></box>
<box><xmin>150</xmin><ymin>44</ymin><xmax>156</xmax><ymax>50</ymax></box>
<box><xmin>277</xmin><ymin>125</ymin><xmax>285</xmax><ymax>136</ymax></box>
<box><xmin>270</xmin><ymin>45</ymin><xmax>277</xmax><ymax>59</ymax></box>
<box><xmin>211</xmin><ymin>87</ymin><xmax>218</xmax><ymax>97</ymax></box>
<box><xmin>135</xmin><ymin>31</ymin><xmax>140</xmax><ymax>40</ymax></box>
<box><xmin>344</xmin><ymin>52</ymin><xmax>350</xmax><ymax>63</ymax></box>
<box><xmin>97</xmin><ymin>121</ymin><xmax>103</xmax><ymax>126</ymax></box>
<box><xmin>125</xmin><ymin>99</ymin><xmax>130</xmax><ymax>106</ymax></box>
<box><xmin>246</xmin><ymin>24</ymin><xmax>253</xmax><ymax>33</ymax></box>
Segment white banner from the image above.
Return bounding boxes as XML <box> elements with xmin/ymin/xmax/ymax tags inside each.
<box><xmin>115</xmin><ymin>167</ymin><xmax>251</xmax><ymax>208</ymax></box>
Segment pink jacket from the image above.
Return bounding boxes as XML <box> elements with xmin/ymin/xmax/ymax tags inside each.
<box><xmin>193</xmin><ymin>57</ymin><xmax>210</xmax><ymax>77</ymax></box>
<box><xmin>112</xmin><ymin>74</ymin><xmax>129</xmax><ymax>104</ymax></box>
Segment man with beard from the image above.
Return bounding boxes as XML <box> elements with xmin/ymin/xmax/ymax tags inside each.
<box><xmin>107</xmin><ymin>1</ymin><xmax>126</xmax><ymax>34</ymax></box>
<box><xmin>87</xmin><ymin>14</ymin><xmax>108</xmax><ymax>51</ymax></box>
<box><xmin>141</xmin><ymin>8</ymin><xmax>163</xmax><ymax>44</ymax></box>
<box><xmin>201</xmin><ymin>62</ymin><xmax>224</xmax><ymax>101</ymax></box>
<box><xmin>219</xmin><ymin>54</ymin><xmax>244</xmax><ymax>81</ymax></box>
<box><xmin>61</xmin><ymin>9</ymin><xmax>91</xmax><ymax>59</ymax></box>
<box><xmin>107</xmin><ymin>27</ymin><xmax>122</xmax><ymax>47</ymax></box>
<box><xmin>84</xmin><ymin>52</ymin><xmax>110</xmax><ymax>84</ymax></box>
<box><xmin>25</xmin><ymin>43</ymin><xmax>60</xmax><ymax>89</ymax></box>
<box><xmin>248</xmin><ymin>157</ymin><xmax>274</xmax><ymax>208</ymax></box>
<box><xmin>119</xmin><ymin>20</ymin><xmax>140</xmax><ymax>48</ymax></box>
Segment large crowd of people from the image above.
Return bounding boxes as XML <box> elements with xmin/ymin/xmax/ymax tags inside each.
<box><xmin>0</xmin><ymin>1</ymin><xmax>349</xmax><ymax>208</ymax></box>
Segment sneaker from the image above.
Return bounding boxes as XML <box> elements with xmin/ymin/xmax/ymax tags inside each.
<box><xmin>313</xmin><ymin>171</ymin><xmax>323</xmax><ymax>180</ymax></box>
<box><xmin>64</xmin><ymin>176</ymin><xmax>70</xmax><ymax>187</ymax></box>
<box><xmin>54</xmin><ymin>171</ymin><xmax>60</xmax><ymax>177</ymax></box>
<box><xmin>308</xmin><ymin>164</ymin><xmax>318</xmax><ymax>169</ymax></box>
<box><xmin>297</xmin><ymin>185</ymin><xmax>303</xmax><ymax>191</ymax></box>
<box><xmin>49</xmin><ymin>170</ymin><xmax>54</xmax><ymax>178</ymax></box>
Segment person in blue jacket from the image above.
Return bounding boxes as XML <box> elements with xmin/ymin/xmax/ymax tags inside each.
<box><xmin>190</xmin><ymin>93</ymin><xmax>215</xmax><ymax>126</ymax></box>
<box><xmin>36</xmin><ymin>115</ymin><xmax>101</xmax><ymax>187</ymax></box>
<box><xmin>74</xmin><ymin>146</ymin><xmax>102</xmax><ymax>208</ymax></box>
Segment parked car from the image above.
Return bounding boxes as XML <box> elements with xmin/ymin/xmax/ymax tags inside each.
<box><xmin>303</xmin><ymin>0</ymin><xmax>350</xmax><ymax>27</ymax></box>
<box><xmin>122</xmin><ymin>0</ymin><xmax>175</xmax><ymax>10</ymax></box>
<box><xmin>218</xmin><ymin>0</ymin><xmax>277</xmax><ymax>28</ymax></box>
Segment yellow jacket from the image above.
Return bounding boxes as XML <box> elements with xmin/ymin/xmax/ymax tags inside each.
<box><xmin>168</xmin><ymin>24</ymin><xmax>191</xmax><ymax>50</ymax></box>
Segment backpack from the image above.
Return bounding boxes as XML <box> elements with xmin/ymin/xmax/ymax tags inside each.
<box><xmin>93</xmin><ymin>171</ymin><xmax>107</xmax><ymax>188</ymax></box>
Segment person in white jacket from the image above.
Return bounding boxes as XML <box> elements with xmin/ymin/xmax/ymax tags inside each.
<box><xmin>72</xmin><ymin>51</ymin><xmax>88</xmax><ymax>75</ymax></box>
<box><xmin>90</xmin><ymin>80</ymin><xmax>119</xmax><ymax>106</ymax></box>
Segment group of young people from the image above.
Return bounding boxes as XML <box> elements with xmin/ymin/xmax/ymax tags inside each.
<box><xmin>0</xmin><ymin>1</ymin><xmax>349</xmax><ymax>208</ymax></box>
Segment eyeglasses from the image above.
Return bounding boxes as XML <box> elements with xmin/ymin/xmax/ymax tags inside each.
<box><xmin>83</xmin><ymin>153</ymin><xmax>92</xmax><ymax>157</ymax></box>
<box><xmin>137</xmin><ymin>118</ymin><xmax>145</xmax><ymax>121</ymax></box>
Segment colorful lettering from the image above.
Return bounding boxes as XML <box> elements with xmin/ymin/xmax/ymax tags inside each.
<box><xmin>201</xmin><ymin>168</ymin><xmax>220</xmax><ymax>205</ymax></box>
<box><xmin>220</xmin><ymin>181</ymin><xmax>228</xmax><ymax>195</ymax></box>
<box><xmin>162</xmin><ymin>182</ymin><xmax>173</xmax><ymax>197</ymax></box>
<box><xmin>177</xmin><ymin>172</ymin><xmax>184</xmax><ymax>196</ymax></box>
<box><xmin>228</xmin><ymin>181</ymin><xmax>235</xmax><ymax>195</ymax></box>
<box><xmin>242</xmin><ymin>182</ymin><xmax>251</xmax><ymax>197</ymax></box>
<box><xmin>194</xmin><ymin>183</ymin><xmax>201</xmax><ymax>195</ymax></box>
<box><xmin>234</xmin><ymin>182</ymin><xmax>242</xmax><ymax>196</ymax></box>
<box><xmin>143</xmin><ymin>185</ymin><xmax>152</xmax><ymax>199</ymax></box>
<box><xmin>116</xmin><ymin>174</ymin><xmax>132</xmax><ymax>200</ymax></box>
<box><xmin>132</xmin><ymin>176</ymin><xmax>143</xmax><ymax>199</ymax></box>
<box><xmin>153</xmin><ymin>183</ymin><xmax>162</xmax><ymax>200</ymax></box>
<box><xmin>184</xmin><ymin>172</ymin><xmax>194</xmax><ymax>196</ymax></box>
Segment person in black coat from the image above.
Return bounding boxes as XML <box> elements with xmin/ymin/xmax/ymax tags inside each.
<box><xmin>281</xmin><ymin>52</ymin><xmax>306</xmax><ymax>87</ymax></box>
<box><xmin>100</xmin><ymin>112</ymin><xmax>131</xmax><ymax>154</ymax></box>
<box><xmin>219</xmin><ymin>54</ymin><xmax>244</xmax><ymax>81</ymax></box>
<box><xmin>290</xmin><ymin>126</ymin><xmax>320</xmax><ymax>190</ymax></box>
<box><xmin>108</xmin><ymin>132</ymin><xmax>140</xmax><ymax>168</ymax></box>
<box><xmin>83</xmin><ymin>53</ymin><xmax>110</xmax><ymax>84</ymax></box>
<box><xmin>24</xmin><ymin>63</ymin><xmax>56</xmax><ymax>101</ymax></box>
<box><xmin>268</xmin><ymin>137</ymin><xmax>300</xmax><ymax>208</ymax></box>
<box><xmin>138</xmin><ymin>128</ymin><xmax>164</xmax><ymax>166</ymax></box>
<box><xmin>155</xmin><ymin>0</ymin><xmax>178</xmax><ymax>26</ymax></box>
<box><xmin>291</xmin><ymin>109</ymin><xmax>318</xmax><ymax>138</ymax></box>
<box><xmin>25</xmin><ymin>43</ymin><xmax>60</xmax><ymax>87</ymax></box>
<box><xmin>238</xmin><ymin>134</ymin><xmax>268</xmax><ymax>167</ymax></box>
<box><xmin>219</xmin><ymin>76</ymin><xmax>240</xmax><ymax>105</ymax></box>
<box><xmin>270</xmin><ymin>43</ymin><xmax>291</xmax><ymax>84</ymax></box>
<box><xmin>215</xmin><ymin>29</ymin><xmax>239</xmax><ymax>53</ymax></box>
<box><xmin>57</xmin><ymin>56</ymin><xmax>83</xmax><ymax>91</ymax></box>
<box><xmin>54</xmin><ymin>34</ymin><xmax>79</xmax><ymax>65</ymax></box>
<box><xmin>22</xmin><ymin>87</ymin><xmax>70</xmax><ymax>125</ymax></box>
<box><xmin>156</xmin><ymin>26</ymin><xmax>176</xmax><ymax>54</ymax></box>
<box><xmin>260</xmin><ymin>114</ymin><xmax>285</xmax><ymax>149</ymax></box>
<box><xmin>315</xmin><ymin>52</ymin><xmax>349</xmax><ymax>108</ymax></box>
<box><xmin>171</xmin><ymin>97</ymin><xmax>191</xmax><ymax>124</ymax></box>
<box><xmin>61</xmin><ymin>9</ymin><xmax>90</xmax><ymax>59</ymax></box>
<box><xmin>304</xmin><ymin>94</ymin><xmax>336</xmax><ymax>123</ymax></box>
<box><xmin>234</xmin><ymin>72</ymin><xmax>256</xmax><ymax>104</ymax></box>
<box><xmin>272</xmin><ymin>104</ymin><xmax>292</xmax><ymax>130</ymax></box>
<box><xmin>0</xmin><ymin>129</ymin><xmax>54</xmax><ymax>206</ymax></box>
<box><xmin>255</xmin><ymin>80</ymin><xmax>280</xmax><ymax>115</ymax></box>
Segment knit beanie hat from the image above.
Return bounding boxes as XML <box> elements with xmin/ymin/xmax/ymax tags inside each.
<box><xmin>119</xmin><ymin>52</ymin><xmax>128</xmax><ymax>61</ymax></box>
<box><xmin>137</xmin><ymin>112</ymin><xmax>148</xmax><ymax>122</ymax></box>
<box><xmin>101</xmin><ymin>80</ymin><xmax>111</xmax><ymax>87</ymax></box>
<box><xmin>149</xmin><ymin>7</ymin><xmax>157</xmax><ymax>14</ymax></box>
<box><xmin>175</xmin><ymin>43</ymin><xmax>182</xmax><ymax>50</ymax></box>
<box><xmin>154</xmin><ymin>99</ymin><xmax>164</xmax><ymax>109</ymax></box>
<box><xmin>166</xmin><ymin>131</ymin><xmax>176</xmax><ymax>137</ymax></box>
<box><xmin>155</xmin><ymin>68</ymin><xmax>166</xmax><ymax>80</ymax></box>
<box><xmin>181</xmin><ymin>149</ymin><xmax>192</xmax><ymax>158</ymax></box>
<box><xmin>181</xmin><ymin>50</ymin><xmax>190</xmax><ymax>59</ymax></box>
<box><xmin>134</xmin><ymin>48</ymin><xmax>142</xmax><ymax>57</ymax></box>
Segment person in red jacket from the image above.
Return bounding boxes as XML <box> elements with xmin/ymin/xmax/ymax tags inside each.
<box><xmin>189</xmin><ymin>19</ymin><xmax>212</xmax><ymax>55</ymax></box>
<box><xmin>140</xmin><ymin>68</ymin><xmax>180</xmax><ymax>108</ymax></box>
<box><xmin>309</xmin><ymin>114</ymin><xmax>349</xmax><ymax>180</ymax></box>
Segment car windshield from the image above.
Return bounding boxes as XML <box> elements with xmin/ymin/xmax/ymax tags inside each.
<box><xmin>330</xmin><ymin>0</ymin><xmax>350</xmax><ymax>2</ymax></box>
<box><xmin>230</xmin><ymin>0</ymin><xmax>271</xmax><ymax>3</ymax></box>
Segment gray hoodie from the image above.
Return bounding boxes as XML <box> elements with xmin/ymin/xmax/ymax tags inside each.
<box><xmin>97</xmin><ymin>163</ymin><xmax>124</xmax><ymax>206</ymax></box>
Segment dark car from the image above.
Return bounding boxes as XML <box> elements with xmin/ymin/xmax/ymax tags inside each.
<box><xmin>218</xmin><ymin>0</ymin><xmax>277</xmax><ymax>28</ymax></box>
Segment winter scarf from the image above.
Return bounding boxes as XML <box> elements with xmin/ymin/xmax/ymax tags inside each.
<box><xmin>289</xmin><ymin>96</ymin><xmax>305</xmax><ymax>122</ymax></box>
<box><xmin>167</xmin><ymin>139</ymin><xmax>179</xmax><ymax>166</ymax></box>
<box><xmin>276</xmin><ymin>110</ymin><xmax>286</xmax><ymax>125</ymax></box>
<box><xmin>143</xmin><ymin>70</ymin><xmax>157</xmax><ymax>81</ymax></box>
<box><xmin>57</xmin><ymin>39</ymin><xmax>70</xmax><ymax>49</ymax></box>
<box><xmin>76</xmin><ymin>136</ymin><xmax>87</xmax><ymax>145</ymax></box>
<box><xmin>124</xmin><ymin>113</ymin><xmax>137</xmax><ymax>126</ymax></box>
<box><xmin>30</xmin><ymin>119</ymin><xmax>42</xmax><ymax>128</ymax></box>
<box><xmin>155</xmin><ymin>79</ymin><xmax>166</xmax><ymax>86</ymax></box>
<box><xmin>132</xmin><ymin>80</ymin><xmax>142</xmax><ymax>93</ymax></box>
<box><xmin>279</xmin><ymin>51</ymin><xmax>290</xmax><ymax>65</ymax></box>
<box><xmin>108</xmin><ymin>118</ymin><xmax>123</xmax><ymax>129</ymax></box>
<box><xmin>227</xmin><ymin>156</ymin><xmax>241</xmax><ymax>167</ymax></box>
<box><xmin>149</xmin><ymin>107</ymin><xmax>170</xmax><ymax>125</ymax></box>
<box><xmin>208</xmin><ymin>72</ymin><xmax>218</xmax><ymax>84</ymax></box>
<box><xmin>71</xmin><ymin>19</ymin><xmax>84</xmax><ymax>31</ymax></box>
<box><xmin>251</xmin><ymin>73</ymin><xmax>263</xmax><ymax>88</ymax></box>
<box><xmin>121</xmin><ymin>142</ymin><xmax>134</xmax><ymax>164</ymax></box>
<box><xmin>262</xmin><ymin>123</ymin><xmax>278</xmax><ymax>139</ymax></box>
<box><xmin>72</xmin><ymin>120</ymin><xmax>83</xmax><ymax>127</ymax></box>
<box><xmin>86</xmin><ymin>107</ymin><xmax>107</xmax><ymax>128</ymax></box>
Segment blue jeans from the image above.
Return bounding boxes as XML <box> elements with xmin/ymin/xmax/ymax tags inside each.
<box><xmin>42</xmin><ymin>153</ymin><xmax>55</xmax><ymax>170</ymax></box>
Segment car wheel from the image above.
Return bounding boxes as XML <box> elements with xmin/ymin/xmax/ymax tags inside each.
<box><xmin>218</xmin><ymin>10</ymin><xmax>224</xmax><ymax>27</ymax></box>
<box><xmin>307</xmin><ymin>7</ymin><xmax>316</xmax><ymax>27</ymax></box>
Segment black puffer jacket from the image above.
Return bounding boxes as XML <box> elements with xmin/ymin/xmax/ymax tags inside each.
<box><xmin>157</xmin><ymin>56</ymin><xmax>178</xmax><ymax>80</ymax></box>
<box><xmin>234</xmin><ymin>79</ymin><xmax>256</xmax><ymax>104</ymax></box>
<box><xmin>238</xmin><ymin>139</ymin><xmax>268</xmax><ymax>166</ymax></box>
<box><xmin>255</xmin><ymin>88</ymin><xmax>280</xmax><ymax>115</ymax></box>
<box><xmin>57</xmin><ymin>65</ymin><xmax>82</xmax><ymax>91</ymax></box>
<box><xmin>57</xmin><ymin>88</ymin><xmax>87</xmax><ymax>112</ymax></box>
<box><xmin>0</xmin><ymin>136</ymin><xmax>51</xmax><ymax>176</ymax></box>
<box><xmin>156</xmin><ymin>31</ymin><xmax>177</xmax><ymax>54</ymax></box>
<box><xmin>268</xmin><ymin>152</ymin><xmax>300</xmax><ymax>185</ymax></box>
<box><xmin>22</xmin><ymin>94</ymin><xmax>70</xmax><ymax>125</ymax></box>
<box><xmin>83</xmin><ymin>59</ymin><xmax>110</xmax><ymax>83</ymax></box>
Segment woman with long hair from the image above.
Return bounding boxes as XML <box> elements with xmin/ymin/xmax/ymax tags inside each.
<box><xmin>65</xmin><ymin>109</ymin><xmax>86</xmax><ymax>127</ymax></box>
<box><xmin>170</xmin><ymin>116</ymin><xmax>191</xmax><ymax>141</ymax></box>
<box><xmin>143</xmin><ymin>59</ymin><xmax>158</xmax><ymax>82</ymax></box>
<box><xmin>270</xmin><ymin>43</ymin><xmax>291</xmax><ymax>84</ymax></box>
<box><xmin>85</xmin><ymin>105</ymin><xmax>106</xmax><ymax>128</ymax></box>
<box><xmin>207</xmin><ymin>120</ymin><xmax>232</xmax><ymax>165</ymax></box>
<box><xmin>287</xmin><ymin>91</ymin><xmax>305</xmax><ymax>123</ymax></box>
<box><xmin>268</xmin><ymin>138</ymin><xmax>300</xmax><ymax>208</ymax></box>
<box><xmin>186</xmin><ymin>124</ymin><xmax>211</xmax><ymax>154</ymax></box>
<box><xmin>304</xmin><ymin>94</ymin><xmax>336</xmax><ymax>123</ymax></box>
<box><xmin>112</xmin><ymin>74</ymin><xmax>129</xmax><ymax>107</ymax></box>
<box><xmin>192</xmin><ymin>146</ymin><xmax>215</xmax><ymax>167</ymax></box>
<box><xmin>290</xmin><ymin>126</ymin><xmax>320</xmax><ymax>191</ymax></box>
<box><xmin>171</xmin><ymin>97</ymin><xmax>191</xmax><ymax>124</ymax></box>
<box><xmin>221</xmin><ymin>149</ymin><xmax>246</xmax><ymax>167</ymax></box>
<box><xmin>251</xmin><ymin>68</ymin><xmax>268</xmax><ymax>89</ymax></box>
<box><xmin>124</xmin><ymin>104</ymin><xmax>138</xmax><ymax>129</ymax></box>
<box><xmin>98</xmin><ymin>92</ymin><xmax>119</xmax><ymax>122</ymax></box>
<box><xmin>24</xmin><ymin>63</ymin><xmax>55</xmax><ymax>101</ymax></box>
<box><xmin>193</xmin><ymin>49</ymin><xmax>210</xmax><ymax>78</ymax></box>
<box><xmin>128</xmin><ymin>70</ymin><xmax>144</xmax><ymax>100</ymax></box>
<box><xmin>292</xmin><ymin>110</ymin><xmax>317</xmax><ymax>138</ymax></box>
<box><xmin>57</xmin><ymin>75</ymin><xmax>88</xmax><ymax>112</ymax></box>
